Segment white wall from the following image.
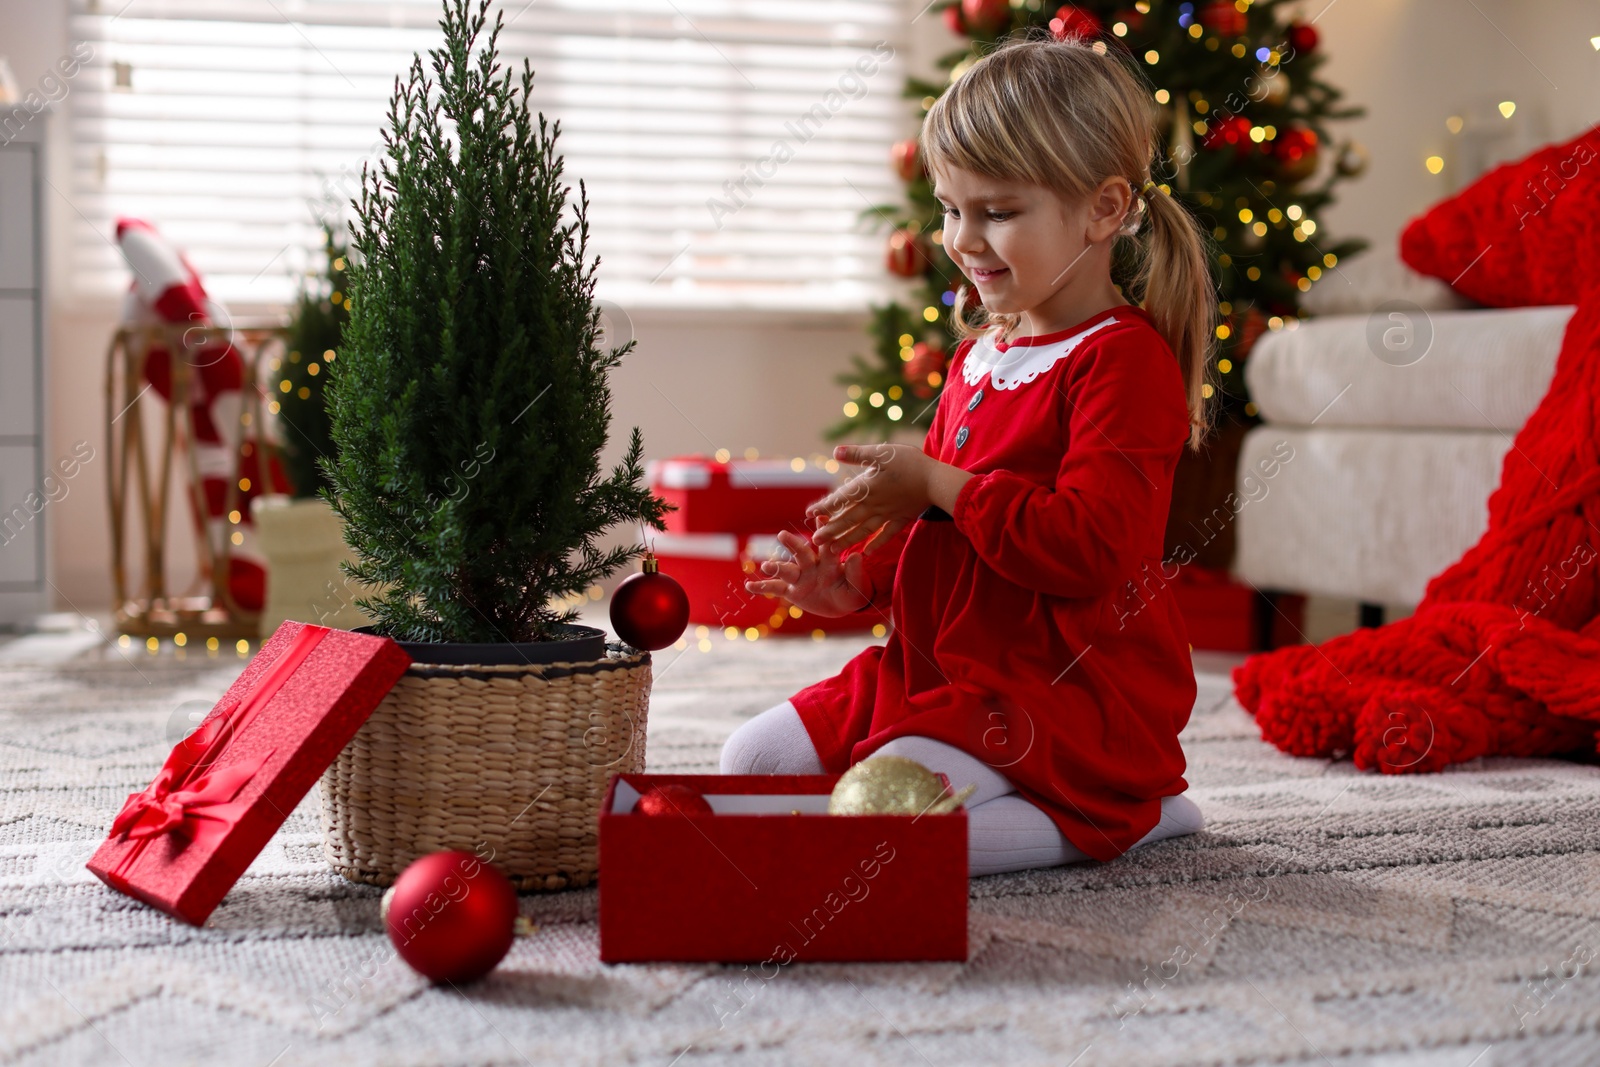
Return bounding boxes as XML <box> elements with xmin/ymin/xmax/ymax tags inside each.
<box><xmin>1311</xmin><ymin>0</ymin><xmax>1598</xmax><ymax>250</ymax></box>
<box><xmin>3</xmin><ymin>0</ymin><xmax>1596</xmax><ymax>610</ymax></box>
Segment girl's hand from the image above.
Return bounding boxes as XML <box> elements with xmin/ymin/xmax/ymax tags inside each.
<box><xmin>806</xmin><ymin>443</ymin><xmax>936</xmax><ymax>551</ymax></box>
<box><xmin>743</xmin><ymin>530</ymin><xmax>871</xmax><ymax>617</ymax></box>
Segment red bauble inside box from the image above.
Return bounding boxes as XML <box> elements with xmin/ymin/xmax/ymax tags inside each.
<box><xmin>636</xmin><ymin>783</ymin><xmax>713</xmax><ymax>816</ymax></box>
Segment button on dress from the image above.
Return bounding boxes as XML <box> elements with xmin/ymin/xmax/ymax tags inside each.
<box><xmin>788</xmin><ymin>304</ymin><xmax>1197</xmax><ymax>861</ymax></box>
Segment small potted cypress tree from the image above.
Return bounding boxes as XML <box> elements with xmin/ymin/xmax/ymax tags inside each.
<box><xmin>317</xmin><ymin>0</ymin><xmax>670</xmax><ymax>890</ymax></box>
<box><xmin>252</xmin><ymin>226</ymin><xmax>369</xmax><ymax>634</ymax></box>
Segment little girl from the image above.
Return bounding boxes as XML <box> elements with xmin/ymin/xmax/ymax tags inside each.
<box><xmin>722</xmin><ymin>34</ymin><xmax>1216</xmax><ymax>876</ymax></box>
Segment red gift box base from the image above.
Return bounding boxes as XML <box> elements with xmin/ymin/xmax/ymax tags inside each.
<box><xmin>599</xmin><ymin>774</ymin><xmax>967</xmax><ymax>964</ymax></box>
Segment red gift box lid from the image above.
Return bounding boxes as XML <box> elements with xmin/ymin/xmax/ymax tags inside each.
<box><xmin>86</xmin><ymin>621</ymin><xmax>412</xmax><ymax>925</ymax></box>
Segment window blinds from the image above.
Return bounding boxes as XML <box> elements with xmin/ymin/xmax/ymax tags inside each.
<box><xmin>68</xmin><ymin>0</ymin><xmax>908</xmax><ymax>310</ymax></box>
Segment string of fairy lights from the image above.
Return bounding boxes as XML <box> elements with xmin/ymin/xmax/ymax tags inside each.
<box><xmin>267</xmin><ymin>256</ymin><xmax>348</xmax><ymax>418</ymax></box>
<box><xmin>117</xmin><ymin>632</ymin><xmax>256</xmax><ymax>657</ymax></box>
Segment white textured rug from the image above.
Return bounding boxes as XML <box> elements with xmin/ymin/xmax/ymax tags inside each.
<box><xmin>3</xmin><ymin>619</ymin><xmax>1600</xmax><ymax>1066</ymax></box>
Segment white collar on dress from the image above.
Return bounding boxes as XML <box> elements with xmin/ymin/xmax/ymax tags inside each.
<box><xmin>960</xmin><ymin>315</ymin><xmax>1119</xmax><ymax>391</ymax></box>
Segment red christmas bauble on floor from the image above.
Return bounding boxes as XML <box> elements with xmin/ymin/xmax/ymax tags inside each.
<box><xmin>383</xmin><ymin>850</ymin><xmax>518</xmax><ymax>984</ymax></box>
<box><xmin>637</xmin><ymin>783</ymin><xmax>714</xmax><ymax>816</ymax></box>
<box><xmin>610</xmin><ymin>552</ymin><xmax>690</xmax><ymax>651</ymax></box>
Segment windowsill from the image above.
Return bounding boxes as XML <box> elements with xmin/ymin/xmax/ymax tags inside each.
<box><xmin>53</xmin><ymin>296</ymin><xmax>887</xmax><ymax>331</ymax></box>
<box><xmin>602</xmin><ymin>303</ymin><xmax>876</xmax><ymax>330</ymax></box>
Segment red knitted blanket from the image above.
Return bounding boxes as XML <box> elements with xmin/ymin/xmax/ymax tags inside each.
<box><xmin>1232</xmin><ymin>296</ymin><xmax>1600</xmax><ymax>772</ymax></box>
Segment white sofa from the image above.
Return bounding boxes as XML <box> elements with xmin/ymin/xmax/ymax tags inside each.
<box><xmin>1233</xmin><ymin>252</ymin><xmax>1575</xmax><ymax>614</ymax></box>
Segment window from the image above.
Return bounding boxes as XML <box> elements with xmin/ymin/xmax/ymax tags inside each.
<box><xmin>69</xmin><ymin>0</ymin><xmax>908</xmax><ymax>310</ymax></box>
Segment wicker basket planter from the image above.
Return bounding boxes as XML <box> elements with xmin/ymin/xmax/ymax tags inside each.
<box><xmin>318</xmin><ymin>630</ymin><xmax>651</xmax><ymax>891</ymax></box>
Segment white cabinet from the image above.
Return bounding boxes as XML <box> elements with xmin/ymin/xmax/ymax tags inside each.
<box><xmin>0</xmin><ymin>296</ymin><xmax>38</xmax><ymax>436</ymax></box>
<box><xmin>0</xmin><ymin>148</ymin><xmax>36</xmax><ymax>290</ymax></box>
<box><xmin>0</xmin><ymin>122</ymin><xmax>46</xmax><ymax>625</ymax></box>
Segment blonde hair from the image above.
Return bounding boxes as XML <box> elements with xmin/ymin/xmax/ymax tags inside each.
<box><xmin>921</xmin><ymin>32</ymin><xmax>1217</xmax><ymax>449</ymax></box>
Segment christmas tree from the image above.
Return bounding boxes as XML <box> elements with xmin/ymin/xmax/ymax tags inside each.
<box><xmin>324</xmin><ymin>0</ymin><xmax>669</xmax><ymax>644</ymax></box>
<box><xmin>831</xmin><ymin>0</ymin><xmax>1368</xmax><ymax>441</ymax></box>
<box><xmin>274</xmin><ymin>224</ymin><xmax>349</xmax><ymax>499</ymax></box>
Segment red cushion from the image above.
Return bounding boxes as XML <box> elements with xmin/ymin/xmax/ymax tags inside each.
<box><xmin>1399</xmin><ymin>124</ymin><xmax>1600</xmax><ymax>307</ymax></box>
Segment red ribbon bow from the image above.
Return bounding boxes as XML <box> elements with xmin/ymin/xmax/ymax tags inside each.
<box><xmin>111</xmin><ymin>698</ymin><xmax>273</xmax><ymax>842</ymax></box>
<box><xmin>111</xmin><ymin>747</ymin><xmax>269</xmax><ymax>842</ymax></box>
<box><xmin>107</xmin><ymin>626</ymin><xmax>328</xmax><ymax>857</ymax></box>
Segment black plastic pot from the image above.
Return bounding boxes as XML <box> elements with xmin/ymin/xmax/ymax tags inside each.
<box><xmin>353</xmin><ymin>623</ymin><xmax>608</xmax><ymax>666</ymax></box>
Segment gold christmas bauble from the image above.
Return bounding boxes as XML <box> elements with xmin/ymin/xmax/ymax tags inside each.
<box><xmin>1336</xmin><ymin>140</ymin><xmax>1369</xmax><ymax>177</ymax></box>
<box><xmin>828</xmin><ymin>755</ymin><xmax>975</xmax><ymax>816</ymax></box>
<box><xmin>1259</xmin><ymin>69</ymin><xmax>1290</xmax><ymax>108</ymax></box>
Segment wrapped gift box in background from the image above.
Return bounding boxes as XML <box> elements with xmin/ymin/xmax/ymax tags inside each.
<box><xmin>598</xmin><ymin>773</ymin><xmax>968</xmax><ymax>964</ymax></box>
<box><xmin>646</xmin><ymin>455</ymin><xmax>880</xmax><ymax>635</ymax></box>
<box><xmin>648</xmin><ymin>455</ymin><xmax>839</xmax><ymax>534</ymax></box>
<box><xmin>87</xmin><ymin>622</ymin><xmax>412</xmax><ymax>925</ymax></box>
<box><xmin>648</xmin><ymin>531</ymin><xmax>882</xmax><ymax>635</ymax></box>
<box><xmin>1169</xmin><ymin>565</ymin><xmax>1307</xmax><ymax>652</ymax></box>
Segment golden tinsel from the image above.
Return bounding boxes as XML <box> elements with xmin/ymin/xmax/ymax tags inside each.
<box><xmin>828</xmin><ymin>755</ymin><xmax>976</xmax><ymax>816</ymax></box>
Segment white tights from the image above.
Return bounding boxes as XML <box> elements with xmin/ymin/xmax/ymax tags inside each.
<box><xmin>720</xmin><ymin>700</ymin><xmax>1204</xmax><ymax>876</ymax></box>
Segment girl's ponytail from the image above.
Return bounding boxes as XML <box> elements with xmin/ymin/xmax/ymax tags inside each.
<box><xmin>1135</xmin><ymin>183</ymin><xmax>1217</xmax><ymax>451</ymax></box>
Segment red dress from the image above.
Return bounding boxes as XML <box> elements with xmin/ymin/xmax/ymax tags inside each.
<box><xmin>790</xmin><ymin>304</ymin><xmax>1197</xmax><ymax>862</ymax></box>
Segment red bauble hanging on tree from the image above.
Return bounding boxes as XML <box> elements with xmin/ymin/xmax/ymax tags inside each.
<box><xmin>383</xmin><ymin>850</ymin><xmax>519</xmax><ymax>984</ymax></box>
<box><xmin>610</xmin><ymin>551</ymin><xmax>690</xmax><ymax>651</ymax></box>
<box><xmin>1112</xmin><ymin>7</ymin><xmax>1146</xmax><ymax>32</ymax></box>
<box><xmin>942</xmin><ymin>3</ymin><xmax>967</xmax><ymax>36</ymax></box>
<box><xmin>1048</xmin><ymin>5</ymin><xmax>1102</xmax><ymax>41</ymax></box>
<box><xmin>889</xmin><ymin>139</ymin><xmax>924</xmax><ymax>183</ymax></box>
<box><xmin>1233</xmin><ymin>307</ymin><xmax>1270</xmax><ymax>360</ymax></box>
<box><xmin>1273</xmin><ymin>125</ymin><xmax>1320</xmax><ymax>182</ymax></box>
<box><xmin>1287</xmin><ymin>21</ymin><xmax>1319</xmax><ymax>54</ymax></box>
<box><xmin>904</xmin><ymin>341</ymin><xmax>948</xmax><ymax>399</ymax></box>
<box><xmin>1198</xmin><ymin>0</ymin><xmax>1248</xmax><ymax>36</ymax></box>
<box><xmin>961</xmin><ymin>0</ymin><xmax>1010</xmax><ymax>34</ymax></box>
<box><xmin>886</xmin><ymin>227</ymin><xmax>930</xmax><ymax>279</ymax></box>
<box><xmin>1202</xmin><ymin>115</ymin><xmax>1256</xmax><ymax>160</ymax></box>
